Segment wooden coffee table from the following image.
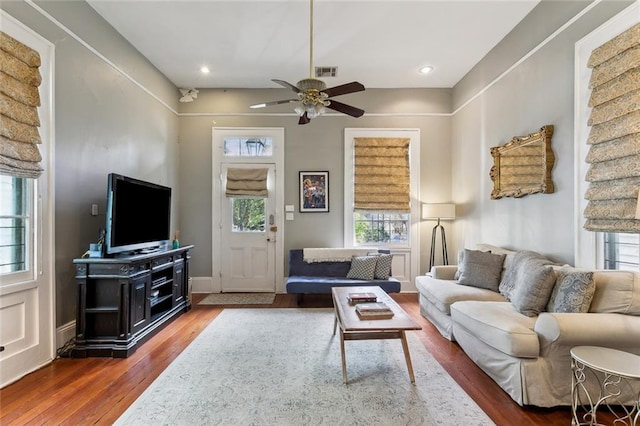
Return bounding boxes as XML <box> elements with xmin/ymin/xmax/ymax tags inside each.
<box><xmin>331</xmin><ymin>286</ymin><xmax>422</xmax><ymax>384</ymax></box>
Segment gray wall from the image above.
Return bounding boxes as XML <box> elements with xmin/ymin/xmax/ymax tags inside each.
<box><xmin>1</xmin><ymin>1</ymin><xmax>180</xmax><ymax>326</ymax></box>
<box><xmin>450</xmin><ymin>0</ymin><xmax>633</xmax><ymax>265</ymax></box>
<box><xmin>2</xmin><ymin>0</ymin><xmax>633</xmax><ymax>329</ymax></box>
<box><xmin>177</xmin><ymin>88</ymin><xmax>452</xmax><ymax>277</ymax></box>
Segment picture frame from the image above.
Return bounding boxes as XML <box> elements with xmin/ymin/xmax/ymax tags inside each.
<box><xmin>489</xmin><ymin>125</ymin><xmax>555</xmax><ymax>199</ymax></box>
<box><xmin>299</xmin><ymin>171</ymin><xmax>329</xmax><ymax>212</ymax></box>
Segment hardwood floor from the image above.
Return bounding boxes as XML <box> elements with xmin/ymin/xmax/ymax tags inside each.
<box><xmin>0</xmin><ymin>293</ymin><xmax>577</xmax><ymax>425</ymax></box>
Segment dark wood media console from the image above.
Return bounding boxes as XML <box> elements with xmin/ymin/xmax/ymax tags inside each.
<box><xmin>72</xmin><ymin>245</ymin><xmax>193</xmax><ymax>358</ymax></box>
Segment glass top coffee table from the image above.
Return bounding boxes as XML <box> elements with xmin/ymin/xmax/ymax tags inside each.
<box><xmin>331</xmin><ymin>286</ymin><xmax>422</xmax><ymax>384</ymax></box>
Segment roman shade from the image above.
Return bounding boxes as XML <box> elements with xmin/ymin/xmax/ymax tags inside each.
<box><xmin>225</xmin><ymin>168</ymin><xmax>268</xmax><ymax>197</ymax></box>
<box><xmin>584</xmin><ymin>22</ymin><xmax>640</xmax><ymax>233</ymax></box>
<box><xmin>353</xmin><ymin>137</ymin><xmax>410</xmax><ymax>211</ymax></box>
<box><xmin>0</xmin><ymin>31</ymin><xmax>43</xmax><ymax>179</ymax></box>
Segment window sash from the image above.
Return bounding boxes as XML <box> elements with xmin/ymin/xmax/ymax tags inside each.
<box><xmin>0</xmin><ymin>175</ymin><xmax>34</xmax><ymax>283</ymax></box>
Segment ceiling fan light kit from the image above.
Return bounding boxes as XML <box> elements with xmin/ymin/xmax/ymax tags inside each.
<box><xmin>250</xmin><ymin>0</ymin><xmax>365</xmax><ymax>125</ymax></box>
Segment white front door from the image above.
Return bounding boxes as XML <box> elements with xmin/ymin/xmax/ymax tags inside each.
<box><xmin>220</xmin><ymin>164</ymin><xmax>276</xmax><ymax>292</ymax></box>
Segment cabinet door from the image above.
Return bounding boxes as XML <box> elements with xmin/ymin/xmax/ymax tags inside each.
<box><xmin>130</xmin><ymin>274</ymin><xmax>151</xmax><ymax>334</ymax></box>
<box><xmin>173</xmin><ymin>259</ymin><xmax>185</xmax><ymax>306</ymax></box>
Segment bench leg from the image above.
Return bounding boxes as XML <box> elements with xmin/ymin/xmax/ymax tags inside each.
<box><xmin>296</xmin><ymin>293</ymin><xmax>303</xmax><ymax>305</ymax></box>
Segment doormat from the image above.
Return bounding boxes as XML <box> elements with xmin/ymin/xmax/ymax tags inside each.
<box><xmin>198</xmin><ymin>293</ymin><xmax>275</xmax><ymax>305</ymax></box>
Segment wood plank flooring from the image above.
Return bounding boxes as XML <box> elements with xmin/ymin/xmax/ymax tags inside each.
<box><xmin>1</xmin><ymin>293</ymin><xmax>579</xmax><ymax>425</ymax></box>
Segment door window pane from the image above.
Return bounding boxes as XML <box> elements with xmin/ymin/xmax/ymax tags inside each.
<box><xmin>223</xmin><ymin>137</ymin><xmax>273</xmax><ymax>157</ymax></box>
<box><xmin>232</xmin><ymin>198</ymin><xmax>266</xmax><ymax>232</ymax></box>
<box><xmin>0</xmin><ymin>176</ymin><xmax>30</xmax><ymax>275</ymax></box>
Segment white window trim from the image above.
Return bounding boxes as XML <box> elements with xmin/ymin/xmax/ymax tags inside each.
<box><xmin>574</xmin><ymin>2</ymin><xmax>639</xmax><ymax>268</ymax></box>
<box><xmin>343</xmin><ymin>128</ymin><xmax>420</xmax><ymax>284</ymax></box>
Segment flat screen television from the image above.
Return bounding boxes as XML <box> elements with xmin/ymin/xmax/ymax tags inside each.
<box><xmin>105</xmin><ymin>173</ymin><xmax>172</xmax><ymax>255</ymax></box>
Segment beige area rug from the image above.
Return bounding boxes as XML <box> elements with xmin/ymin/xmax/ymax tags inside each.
<box><xmin>116</xmin><ymin>308</ymin><xmax>495</xmax><ymax>425</ymax></box>
<box><xmin>198</xmin><ymin>292</ymin><xmax>275</xmax><ymax>305</ymax></box>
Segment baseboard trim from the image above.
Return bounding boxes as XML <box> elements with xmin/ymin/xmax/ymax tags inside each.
<box><xmin>192</xmin><ymin>276</ymin><xmax>214</xmax><ymax>293</ymax></box>
<box><xmin>56</xmin><ymin>321</ymin><xmax>76</xmax><ymax>350</ymax></box>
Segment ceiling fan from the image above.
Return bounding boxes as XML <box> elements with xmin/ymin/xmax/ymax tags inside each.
<box><xmin>250</xmin><ymin>0</ymin><xmax>365</xmax><ymax>125</ymax></box>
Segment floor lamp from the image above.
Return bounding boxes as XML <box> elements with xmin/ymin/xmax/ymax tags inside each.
<box><xmin>422</xmin><ymin>203</ymin><xmax>456</xmax><ymax>273</ymax></box>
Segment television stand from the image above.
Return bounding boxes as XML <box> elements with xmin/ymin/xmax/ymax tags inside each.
<box><xmin>72</xmin><ymin>245</ymin><xmax>193</xmax><ymax>358</ymax></box>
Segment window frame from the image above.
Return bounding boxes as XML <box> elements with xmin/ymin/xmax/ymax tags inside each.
<box><xmin>574</xmin><ymin>3</ymin><xmax>639</xmax><ymax>269</ymax></box>
<box><xmin>343</xmin><ymin>128</ymin><xmax>420</xmax><ymax>250</ymax></box>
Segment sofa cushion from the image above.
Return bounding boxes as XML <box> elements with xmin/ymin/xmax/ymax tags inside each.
<box><xmin>547</xmin><ymin>269</ymin><xmax>595</xmax><ymax>313</ymax></box>
<box><xmin>286</xmin><ymin>276</ymin><xmax>401</xmax><ymax>294</ymax></box>
<box><xmin>451</xmin><ymin>301</ymin><xmax>539</xmax><ymax>358</ymax></box>
<box><xmin>415</xmin><ymin>276</ymin><xmax>505</xmax><ymax>315</ymax></box>
<box><xmin>457</xmin><ymin>249</ymin><xmax>505</xmax><ymax>291</ymax></box>
<box><xmin>346</xmin><ymin>255</ymin><xmax>378</xmax><ymax>280</ymax></box>
<box><xmin>499</xmin><ymin>250</ymin><xmax>556</xmax><ymax>316</ymax></box>
<box><xmin>590</xmin><ymin>270</ymin><xmax>640</xmax><ymax>315</ymax></box>
<box><xmin>373</xmin><ymin>254</ymin><xmax>393</xmax><ymax>279</ymax></box>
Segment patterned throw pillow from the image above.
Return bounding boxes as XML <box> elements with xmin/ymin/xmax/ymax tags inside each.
<box><xmin>547</xmin><ymin>270</ymin><xmax>595</xmax><ymax>313</ymax></box>
<box><xmin>374</xmin><ymin>254</ymin><xmax>393</xmax><ymax>279</ymax></box>
<box><xmin>346</xmin><ymin>255</ymin><xmax>378</xmax><ymax>280</ymax></box>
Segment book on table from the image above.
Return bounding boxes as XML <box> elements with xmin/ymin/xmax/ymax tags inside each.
<box><xmin>347</xmin><ymin>292</ymin><xmax>378</xmax><ymax>304</ymax></box>
<box><xmin>355</xmin><ymin>302</ymin><xmax>394</xmax><ymax>319</ymax></box>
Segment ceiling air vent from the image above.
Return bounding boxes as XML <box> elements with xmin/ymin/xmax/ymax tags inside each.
<box><xmin>315</xmin><ymin>67</ymin><xmax>337</xmax><ymax>78</ymax></box>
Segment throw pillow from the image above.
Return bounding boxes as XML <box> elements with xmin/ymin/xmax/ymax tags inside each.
<box><xmin>456</xmin><ymin>249</ymin><xmax>506</xmax><ymax>291</ymax></box>
<box><xmin>374</xmin><ymin>254</ymin><xmax>393</xmax><ymax>279</ymax></box>
<box><xmin>453</xmin><ymin>249</ymin><xmax>464</xmax><ymax>280</ymax></box>
<box><xmin>547</xmin><ymin>269</ymin><xmax>595</xmax><ymax>313</ymax></box>
<box><xmin>499</xmin><ymin>250</ymin><xmax>553</xmax><ymax>301</ymax></box>
<box><xmin>346</xmin><ymin>255</ymin><xmax>378</xmax><ymax>280</ymax></box>
<box><xmin>507</xmin><ymin>252</ymin><xmax>557</xmax><ymax>317</ymax></box>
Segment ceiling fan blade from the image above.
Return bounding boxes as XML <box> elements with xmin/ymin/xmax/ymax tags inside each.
<box><xmin>326</xmin><ymin>100</ymin><xmax>365</xmax><ymax>118</ymax></box>
<box><xmin>272</xmin><ymin>79</ymin><xmax>301</xmax><ymax>93</ymax></box>
<box><xmin>250</xmin><ymin>99</ymin><xmax>297</xmax><ymax>109</ymax></box>
<box><xmin>298</xmin><ymin>112</ymin><xmax>311</xmax><ymax>125</ymax></box>
<box><xmin>322</xmin><ymin>82</ymin><xmax>365</xmax><ymax>98</ymax></box>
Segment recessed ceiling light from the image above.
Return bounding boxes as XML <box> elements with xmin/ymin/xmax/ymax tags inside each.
<box><xmin>419</xmin><ymin>66</ymin><xmax>433</xmax><ymax>75</ymax></box>
<box><xmin>200</xmin><ymin>66</ymin><xmax>210</xmax><ymax>74</ymax></box>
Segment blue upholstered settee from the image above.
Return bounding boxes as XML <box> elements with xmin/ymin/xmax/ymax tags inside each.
<box><xmin>286</xmin><ymin>249</ymin><xmax>401</xmax><ymax>302</ymax></box>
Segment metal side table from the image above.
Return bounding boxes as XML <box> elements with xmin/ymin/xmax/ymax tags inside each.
<box><xmin>570</xmin><ymin>346</ymin><xmax>640</xmax><ymax>426</ymax></box>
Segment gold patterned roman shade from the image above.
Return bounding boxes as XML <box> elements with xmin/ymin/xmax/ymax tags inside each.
<box><xmin>225</xmin><ymin>168</ymin><xmax>268</xmax><ymax>197</ymax></box>
<box><xmin>0</xmin><ymin>31</ymin><xmax>43</xmax><ymax>179</ymax></box>
<box><xmin>584</xmin><ymin>22</ymin><xmax>640</xmax><ymax>233</ymax></box>
<box><xmin>353</xmin><ymin>137</ymin><xmax>410</xmax><ymax>211</ymax></box>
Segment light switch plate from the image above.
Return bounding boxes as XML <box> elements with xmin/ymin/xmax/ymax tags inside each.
<box><xmin>285</xmin><ymin>205</ymin><xmax>295</xmax><ymax>212</ymax></box>
<box><xmin>286</xmin><ymin>212</ymin><xmax>294</xmax><ymax>221</ymax></box>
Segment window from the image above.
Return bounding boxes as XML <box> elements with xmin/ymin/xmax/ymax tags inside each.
<box><xmin>223</xmin><ymin>137</ymin><xmax>273</xmax><ymax>157</ymax></box>
<box><xmin>354</xmin><ymin>212</ymin><xmax>409</xmax><ymax>245</ymax></box>
<box><xmin>0</xmin><ymin>175</ymin><xmax>32</xmax><ymax>277</ymax></box>
<box><xmin>603</xmin><ymin>233</ymin><xmax>639</xmax><ymax>271</ymax></box>
<box><xmin>231</xmin><ymin>198</ymin><xmax>265</xmax><ymax>232</ymax></box>
<box><xmin>344</xmin><ymin>129</ymin><xmax>420</xmax><ymax>250</ymax></box>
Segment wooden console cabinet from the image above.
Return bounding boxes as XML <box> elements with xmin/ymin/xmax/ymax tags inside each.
<box><xmin>72</xmin><ymin>245</ymin><xmax>193</xmax><ymax>357</ymax></box>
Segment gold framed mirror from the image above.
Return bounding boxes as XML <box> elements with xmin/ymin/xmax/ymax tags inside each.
<box><xmin>489</xmin><ymin>125</ymin><xmax>555</xmax><ymax>199</ymax></box>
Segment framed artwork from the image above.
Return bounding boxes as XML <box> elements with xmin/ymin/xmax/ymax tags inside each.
<box><xmin>299</xmin><ymin>171</ymin><xmax>329</xmax><ymax>212</ymax></box>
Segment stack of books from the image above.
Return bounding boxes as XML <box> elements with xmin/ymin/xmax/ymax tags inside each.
<box><xmin>347</xmin><ymin>292</ymin><xmax>378</xmax><ymax>305</ymax></box>
<box><xmin>355</xmin><ymin>302</ymin><xmax>394</xmax><ymax>320</ymax></box>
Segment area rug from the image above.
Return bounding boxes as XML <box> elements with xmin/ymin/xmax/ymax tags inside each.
<box><xmin>198</xmin><ymin>292</ymin><xmax>275</xmax><ymax>305</ymax></box>
<box><xmin>116</xmin><ymin>309</ymin><xmax>495</xmax><ymax>425</ymax></box>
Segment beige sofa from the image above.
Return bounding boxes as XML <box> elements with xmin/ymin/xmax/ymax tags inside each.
<box><xmin>415</xmin><ymin>244</ymin><xmax>640</xmax><ymax>407</ymax></box>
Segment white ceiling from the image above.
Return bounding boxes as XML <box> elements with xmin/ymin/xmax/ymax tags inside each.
<box><xmin>86</xmin><ymin>0</ymin><xmax>540</xmax><ymax>90</ymax></box>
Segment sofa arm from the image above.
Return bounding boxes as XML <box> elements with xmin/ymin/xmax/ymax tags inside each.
<box><xmin>430</xmin><ymin>265</ymin><xmax>458</xmax><ymax>280</ymax></box>
<box><xmin>535</xmin><ymin>312</ymin><xmax>640</xmax><ymax>348</ymax></box>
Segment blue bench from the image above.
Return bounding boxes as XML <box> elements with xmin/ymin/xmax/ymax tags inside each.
<box><xmin>285</xmin><ymin>249</ymin><xmax>401</xmax><ymax>303</ymax></box>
